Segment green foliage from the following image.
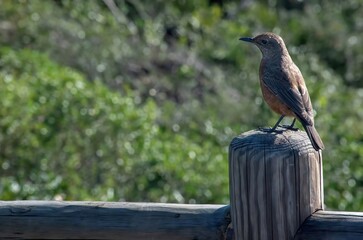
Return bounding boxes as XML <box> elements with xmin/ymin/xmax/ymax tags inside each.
<box><xmin>0</xmin><ymin>0</ymin><xmax>362</xmax><ymax>210</ymax></box>
<box><xmin>0</xmin><ymin>48</ymin><xmax>228</xmax><ymax>203</ymax></box>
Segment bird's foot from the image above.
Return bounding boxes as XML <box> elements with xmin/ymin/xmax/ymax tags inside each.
<box><xmin>258</xmin><ymin>126</ymin><xmax>283</xmax><ymax>133</ymax></box>
<box><xmin>280</xmin><ymin>124</ymin><xmax>299</xmax><ymax>131</ymax></box>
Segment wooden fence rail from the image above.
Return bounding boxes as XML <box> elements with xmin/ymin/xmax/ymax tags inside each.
<box><xmin>1</xmin><ymin>129</ymin><xmax>363</xmax><ymax>239</ymax></box>
<box><xmin>0</xmin><ymin>201</ymin><xmax>230</xmax><ymax>240</ymax></box>
<box><xmin>1</xmin><ymin>201</ymin><xmax>363</xmax><ymax>239</ymax></box>
<box><xmin>295</xmin><ymin>211</ymin><xmax>363</xmax><ymax>239</ymax></box>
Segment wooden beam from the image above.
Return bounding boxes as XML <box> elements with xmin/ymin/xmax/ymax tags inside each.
<box><xmin>229</xmin><ymin>129</ymin><xmax>323</xmax><ymax>240</ymax></box>
<box><xmin>0</xmin><ymin>201</ymin><xmax>231</xmax><ymax>240</ymax></box>
<box><xmin>295</xmin><ymin>210</ymin><xmax>363</xmax><ymax>239</ymax></box>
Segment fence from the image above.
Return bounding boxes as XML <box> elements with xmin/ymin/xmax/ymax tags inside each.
<box><xmin>1</xmin><ymin>129</ymin><xmax>362</xmax><ymax>239</ymax></box>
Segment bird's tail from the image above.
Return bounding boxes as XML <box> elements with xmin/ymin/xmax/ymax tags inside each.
<box><xmin>303</xmin><ymin>124</ymin><xmax>325</xmax><ymax>151</ymax></box>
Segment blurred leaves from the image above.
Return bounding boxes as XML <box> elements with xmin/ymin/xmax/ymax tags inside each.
<box><xmin>0</xmin><ymin>48</ymin><xmax>228</xmax><ymax>203</ymax></box>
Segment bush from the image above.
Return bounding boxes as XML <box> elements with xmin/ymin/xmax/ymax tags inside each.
<box><xmin>0</xmin><ymin>48</ymin><xmax>228</xmax><ymax>203</ymax></box>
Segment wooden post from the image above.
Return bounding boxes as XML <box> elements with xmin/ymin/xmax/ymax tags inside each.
<box><xmin>229</xmin><ymin>129</ymin><xmax>323</xmax><ymax>240</ymax></box>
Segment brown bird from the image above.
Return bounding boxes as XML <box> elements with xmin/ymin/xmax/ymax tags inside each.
<box><xmin>239</xmin><ymin>32</ymin><xmax>324</xmax><ymax>151</ymax></box>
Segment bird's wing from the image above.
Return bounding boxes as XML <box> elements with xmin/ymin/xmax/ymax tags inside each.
<box><xmin>262</xmin><ymin>65</ymin><xmax>314</xmax><ymax>126</ymax></box>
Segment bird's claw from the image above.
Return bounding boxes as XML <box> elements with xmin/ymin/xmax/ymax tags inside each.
<box><xmin>258</xmin><ymin>126</ymin><xmax>283</xmax><ymax>133</ymax></box>
<box><xmin>280</xmin><ymin>124</ymin><xmax>299</xmax><ymax>131</ymax></box>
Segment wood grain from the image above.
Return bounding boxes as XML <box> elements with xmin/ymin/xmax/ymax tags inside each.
<box><xmin>0</xmin><ymin>201</ymin><xmax>231</xmax><ymax>240</ymax></box>
<box><xmin>229</xmin><ymin>129</ymin><xmax>323</xmax><ymax>240</ymax></box>
<box><xmin>295</xmin><ymin>210</ymin><xmax>363</xmax><ymax>239</ymax></box>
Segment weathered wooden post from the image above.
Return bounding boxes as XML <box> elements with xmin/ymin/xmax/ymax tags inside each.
<box><xmin>229</xmin><ymin>129</ymin><xmax>323</xmax><ymax>240</ymax></box>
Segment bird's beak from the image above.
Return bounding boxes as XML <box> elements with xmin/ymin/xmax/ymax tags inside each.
<box><xmin>239</xmin><ymin>37</ymin><xmax>254</xmax><ymax>43</ymax></box>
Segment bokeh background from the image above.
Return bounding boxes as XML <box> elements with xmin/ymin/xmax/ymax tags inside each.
<box><xmin>0</xmin><ymin>0</ymin><xmax>362</xmax><ymax>211</ymax></box>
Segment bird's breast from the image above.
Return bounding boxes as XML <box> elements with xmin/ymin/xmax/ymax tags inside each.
<box><xmin>259</xmin><ymin>80</ymin><xmax>295</xmax><ymax>117</ymax></box>
<box><xmin>259</xmin><ymin>59</ymin><xmax>295</xmax><ymax>117</ymax></box>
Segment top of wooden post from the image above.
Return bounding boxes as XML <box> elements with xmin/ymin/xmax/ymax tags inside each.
<box><xmin>230</xmin><ymin>128</ymin><xmax>318</xmax><ymax>153</ymax></box>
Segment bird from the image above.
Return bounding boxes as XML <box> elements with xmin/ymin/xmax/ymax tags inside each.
<box><xmin>239</xmin><ymin>32</ymin><xmax>324</xmax><ymax>151</ymax></box>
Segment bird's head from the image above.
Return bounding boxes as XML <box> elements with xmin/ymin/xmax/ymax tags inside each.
<box><xmin>239</xmin><ymin>32</ymin><xmax>287</xmax><ymax>58</ymax></box>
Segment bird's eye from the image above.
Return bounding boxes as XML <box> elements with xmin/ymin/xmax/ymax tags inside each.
<box><xmin>261</xmin><ymin>39</ymin><xmax>268</xmax><ymax>45</ymax></box>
